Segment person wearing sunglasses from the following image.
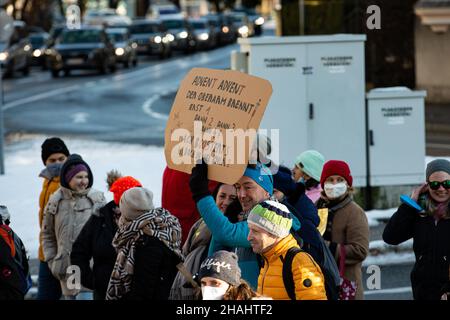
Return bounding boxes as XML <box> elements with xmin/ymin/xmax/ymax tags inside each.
<box><xmin>383</xmin><ymin>159</ymin><xmax>450</xmax><ymax>300</ymax></box>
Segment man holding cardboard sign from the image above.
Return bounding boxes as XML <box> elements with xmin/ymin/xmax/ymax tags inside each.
<box><xmin>164</xmin><ymin>67</ymin><xmax>273</xmax><ymax>185</ymax></box>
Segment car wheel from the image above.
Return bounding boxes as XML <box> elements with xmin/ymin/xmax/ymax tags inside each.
<box><xmin>64</xmin><ymin>69</ymin><xmax>70</xmax><ymax>77</ymax></box>
<box><xmin>109</xmin><ymin>62</ymin><xmax>117</xmax><ymax>73</ymax></box>
<box><xmin>132</xmin><ymin>58</ymin><xmax>138</xmax><ymax>67</ymax></box>
<box><xmin>51</xmin><ymin>69</ymin><xmax>59</xmax><ymax>78</ymax></box>
<box><xmin>22</xmin><ymin>64</ymin><xmax>30</xmax><ymax>76</ymax></box>
<box><xmin>124</xmin><ymin>59</ymin><xmax>130</xmax><ymax>68</ymax></box>
<box><xmin>99</xmin><ymin>60</ymin><xmax>107</xmax><ymax>74</ymax></box>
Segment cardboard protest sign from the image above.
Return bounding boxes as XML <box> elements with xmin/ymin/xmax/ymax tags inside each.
<box><xmin>164</xmin><ymin>68</ymin><xmax>272</xmax><ymax>185</ymax></box>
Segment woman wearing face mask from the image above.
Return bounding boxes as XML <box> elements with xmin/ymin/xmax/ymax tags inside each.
<box><xmin>292</xmin><ymin>150</ymin><xmax>325</xmax><ymax>204</ymax></box>
<box><xmin>37</xmin><ymin>137</ymin><xmax>70</xmax><ymax>300</ymax></box>
<box><xmin>383</xmin><ymin>159</ymin><xmax>450</xmax><ymax>300</ymax></box>
<box><xmin>41</xmin><ymin>154</ymin><xmax>106</xmax><ymax>300</ymax></box>
<box><xmin>198</xmin><ymin>250</ymin><xmax>266</xmax><ymax>300</ymax></box>
<box><xmin>170</xmin><ymin>183</ymin><xmax>238</xmax><ymax>300</ymax></box>
<box><xmin>71</xmin><ymin>172</ymin><xmax>142</xmax><ymax>300</ymax></box>
<box><xmin>316</xmin><ymin>160</ymin><xmax>369</xmax><ymax>300</ymax></box>
<box><xmin>106</xmin><ymin>187</ymin><xmax>183</xmax><ymax>300</ymax></box>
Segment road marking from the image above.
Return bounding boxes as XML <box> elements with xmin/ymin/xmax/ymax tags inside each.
<box><xmin>71</xmin><ymin>112</ymin><xmax>89</xmax><ymax>124</ymax></box>
<box><xmin>364</xmin><ymin>286</ymin><xmax>412</xmax><ymax>295</ymax></box>
<box><xmin>2</xmin><ymin>84</ymin><xmax>81</xmax><ymax>111</ymax></box>
<box><xmin>142</xmin><ymin>94</ymin><xmax>169</xmax><ymax>120</ymax></box>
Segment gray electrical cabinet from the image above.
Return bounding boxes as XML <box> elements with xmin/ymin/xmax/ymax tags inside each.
<box><xmin>237</xmin><ymin>35</ymin><xmax>367</xmax><ymax>186</ymax></box>
<box><xmin>367</xmin><ymin>87</ymin><xmax>427</xmax><ymax>186</ymax></box>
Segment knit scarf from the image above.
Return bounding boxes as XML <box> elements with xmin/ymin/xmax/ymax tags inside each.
<box><xmin>105</xmin><ymin>208</ymin><xmax>184</xmax><ymax>300</ymax></box>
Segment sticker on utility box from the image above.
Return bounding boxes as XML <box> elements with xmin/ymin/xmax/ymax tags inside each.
<box><xmin>264</xmin><ymin>57</ymin><xmax>296</xmax><ymax>68</ymax></box>
<box><xmin>382</xmin><ymin>107</ymin><xmax>413</xmax><ymax>125</ymax></box>
<box><xmin>321</xmin><ymin>56</ymin><xmax>353</xmax><ymax>73</ymax></box>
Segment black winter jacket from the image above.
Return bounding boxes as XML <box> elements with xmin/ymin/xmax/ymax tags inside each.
<box><xmin>383</xmin><ymin>203</ymin><xmax>450</xmax><ymax>300</ymax></box>
<box><xmin>122</xmin><ymin>234</ymin><xmax>181</xmax><ymax>300</ymax></box>
<box><xmin>71</xmin><ymin>201</ymin><xmax>118</xmax><ymax>300</ymax></box>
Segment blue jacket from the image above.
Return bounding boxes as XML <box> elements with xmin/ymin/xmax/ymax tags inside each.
<box><xmin>196</xmin><ymin>196</ymin><xmax>301</xmax><ymax>290</ymax></box>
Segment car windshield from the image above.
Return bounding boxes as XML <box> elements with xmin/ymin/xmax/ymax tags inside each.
<box><xmin>130</xmin><ymin>24</ymin><xmax>159</xmax><ymax>34</ymax></box>
<box><xmin>30</xmin><ymin>36</ymin><xmax>45</xmax><ymax>47</ymax></box>
<box><xmin>191</xmin><ymin>22</ymin><xmax>207</xmax><ymax>29</ymax></box>
<box><xmin>162</xmin><ymin>20</ymin><xmax>183</xmax><ymax>29</ymax></box>
<box><xmin>60</xmin><ymin>30</ymin><xmax>101</xmax><ymax>44</ymax></box>
<box><xmin>108</xmin><ymin>33</ymin><xmax>126</xmax><ymax>42</ymax></box>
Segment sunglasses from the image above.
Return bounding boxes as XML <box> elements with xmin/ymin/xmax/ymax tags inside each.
<box><xmin>428</xmin><ymin>180</ymin><xmax>450</xmax><ymax>190</ymax></box>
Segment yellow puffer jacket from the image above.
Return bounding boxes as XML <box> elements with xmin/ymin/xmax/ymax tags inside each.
<box><xmin>38</xmin><ymin>177</ymin><xmax>61</xmax><ymax>261</ymax></box>
<box><xmin>258</xmin><ymin>234</ymin><xmax>327</xmax><ymax>300</ymax></box>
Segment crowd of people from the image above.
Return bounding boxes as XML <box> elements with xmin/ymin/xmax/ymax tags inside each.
<box><xmin>1</xmin><ymin>136</ymin><xmax>449</xmax><ymax>301</ymax></box>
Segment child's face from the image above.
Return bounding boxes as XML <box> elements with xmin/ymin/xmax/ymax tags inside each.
<box><xmin>69</xmin><ymin>171</ymin><xmax>89</xmax><ymax>192</ymax></box>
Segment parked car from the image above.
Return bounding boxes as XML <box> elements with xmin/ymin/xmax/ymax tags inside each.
<box><xmin>146</xmin><ymin>3</ymin><xmax>181</xmax><ymax>19</ymax></box>
<box><xmin>129</xmin><ymin>19</ymin><xmax>171</xmax><ymax>59</ymax></box>
<box><xmin>188</xmin><ymin>18</ymin><xmax>217</xmax><ymax>50</ymax></box>
<box><xmin>226</xmin><ymin>12</ymin><xmax>254</xmax><ymax>38</ymax></box>
<box><xmin>29</xmin><ymin>32</ymin><xmax>50</xmax><ymax>69</ymax></box>
<box><xmin>0</xmin><ymin>20</ymin><xmax>32</xmax><ymax>78</ymax></box>
<box><xmin>161</xmin><ymin>17</ymin><xmax>196</xmax><ymax>54</ymax></box>
<box><xmin>106</xmin><ymin>27</ymin><xmax>138</xmax><ymax>68</ymax></box>
<box><xmin>47</xmin><ymin>26</ymin><xmax>116</xmax><ymax>77</ymax></box>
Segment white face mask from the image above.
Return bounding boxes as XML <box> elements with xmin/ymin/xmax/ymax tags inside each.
<box><xmin>324</xmin><ymin>182</ymin><xmax>348</xmax><ymax>199</ymax></box>
<box><xmin>201</xmin><ymin>285</ymin><xmax>229</xmax><ymax>300</ymax></box>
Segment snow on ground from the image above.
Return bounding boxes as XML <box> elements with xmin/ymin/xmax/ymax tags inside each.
<box><xmin>369</xmin><ymin>239</ymin><xmax>413</xmax><ymax>254</ymax></box>
<box><xmin>0</xmin><ymin>134</ymin><xmax>166</xmax><ymax>258</ymax></box>
<box><xmin>363</xmin><ymin>252</ymin><xmax>416</xmax><ymax>267</ymax></box>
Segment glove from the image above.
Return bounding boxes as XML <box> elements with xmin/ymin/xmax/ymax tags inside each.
<box><xmin>189</xmin><ymin>161</ymin><xmax>210</xmax><ymax>203</ymax></box>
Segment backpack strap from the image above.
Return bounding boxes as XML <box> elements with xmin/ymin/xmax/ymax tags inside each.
<box><xmin>281</xmin><ymin>247</ymin><xmax>302</xmax><ymax>300</ymax></box>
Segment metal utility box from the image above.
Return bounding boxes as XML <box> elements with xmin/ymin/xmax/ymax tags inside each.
<box><xmin>367</xmin><ymin>87</ymin><xmax>427</xmax><ymax>186</ymax></box>
<box><xmin>237</xmin><ymin>35</ymin><xmax>367</xmax><ymax>186</ymax></box>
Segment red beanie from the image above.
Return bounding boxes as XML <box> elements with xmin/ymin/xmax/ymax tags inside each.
<box><xmin>110</xmin><ymin>176</ymin><xmax>142</xmax><ymax>205</ymax></box>
<box><xmin>320</xmin><ymin>160</ymin><xmax>353</xmax><ymax>188</ymax></box>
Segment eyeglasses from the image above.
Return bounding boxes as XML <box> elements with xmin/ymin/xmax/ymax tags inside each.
<box><xmin>428</xmin><ymin>180</ymin><xmax>450</xmax><ymax>190</ymax></box>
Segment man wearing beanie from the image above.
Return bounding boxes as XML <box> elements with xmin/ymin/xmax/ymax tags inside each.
<box><xmin>384</xmin><ymin>158</ymin><xmax>450</xmax><ymax>300</ymax></box>
<box><xmin>37</xmin><ymin>137</ymin><xmax>70</xmax><ymax>300</ymax></box>
<box><xmin>189</xmin><ymin>161</ymin><xmax>301</xmax><ymax>290</ymax></box>
<box><xmin>247</xmin><ymin>200</ymin><xmax>327</xmax><ymax>300</ymax></box>
<box><xmin>71</xmin><ymin>173</ymin><xmax>143</xmax><ymax>300</ymax></box>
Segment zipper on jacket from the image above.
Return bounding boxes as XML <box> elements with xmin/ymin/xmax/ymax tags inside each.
<box><xmin>261</xmin><ymin>255</ymin><xmax>269</xmax><ymax>294</ymax></box>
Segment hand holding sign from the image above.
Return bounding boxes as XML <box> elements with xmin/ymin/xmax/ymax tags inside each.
<box><xmin>164</xmin><ymin>68</ymin><xmax>272</xmax><ymax>185</ymax></box>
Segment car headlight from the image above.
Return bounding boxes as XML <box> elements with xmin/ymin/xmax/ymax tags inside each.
<box><xmin>255</xmin><ymin>17</ymin><xmax>265</xmax><ymax>26</ymax></box>
<box><xmin>0</xmin><ymin>52</ymin><xmax>8</xmax><ymax>61</ymax></box>
<box><xmin>222</xmin><ymin>26</ymin><xmax>229</xmax><ymax>33</ymax></box>
<box><xmin>45</xmin><ymin>49</ymin><xmax>53</xmax><ymax>55</ymax></box>
<box><xmin>24</xmin><ymin>45</ymin><xmax>31</xmax><ymax>52</ymax></box>
<box><xmin>115</xmin><ymin>48</ymin><xmax>125</xmax><ymax>56</ymax></box>
<box><xmin>166</xmin><ymin>34</ymin><xmax>175</xmax><ymax>42</ymax></box>
<box><xmin>154</xmin><ymin>36</ymin><xmax>162</xmax><ymax>44</ymax></box>
<box><xmin>33</xmin><ymin>49</ymin><xmax>42</xmax><ymax>57</ymax></box>
<box><xmin>131</xmin><ymin>43</ymin><xmax>138</xmax><ymax>49</ymax></box>
<box><xmin>198</xmin><ymin>33</ymin><xmax>209</xmax><ymax>41</ymax></box>
<box><xmin>178</xmin><ymin>31</ymin><xmax>188</xmax><ymax>39</ymax></box>
<box><xmin>238</xmin><ymin>26</ymin><xmax>249</xmax><ymax>35</ymax></box>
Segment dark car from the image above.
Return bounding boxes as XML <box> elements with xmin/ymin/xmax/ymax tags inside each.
<box><xmin>203</xmin><ymin>13</ymin><xmax>235</xmax><ymax>46</ymax></box>
<box><xmin>129</xmin><ymin>19</ymin><xmax>171</xmax><ymax>59</ymax></box>
<box><xmin>0</xmin><ymin>20</ymin><xmax>32</xmax><ymax>78</ymax></box>
<box><xmin>161</xmin><ymin>17</ymin><xmax>196</xmax><ymax>54</ymax></box>
<box><xmin>233</xmin><ymin>7</ymin><xmax>264</xmax><ymax>36</ymax></box>
<box><xmin>29</xmin><ymin>32</ymin><xmax>50</xmax><ymax>69</ymax></box>
<box><xmin>188</xmin><ymin>18</ymin><xmax>217</xmax><ymax>50</ymax></box>
<box><xmin>47</xmin><ymin>26</ymin><xmax>116</xmax><ymax>77</ymax></box>
<box><xmin>106</xmin><ymin>27</ymin><xmax>138</xmax><ymax>68</ymax></box>
<box><xmin>225</xmin><ymin>12</ymin><xmax>253</xmax><ymax>38</ymax></box>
